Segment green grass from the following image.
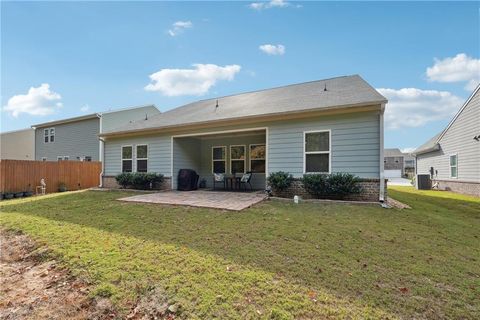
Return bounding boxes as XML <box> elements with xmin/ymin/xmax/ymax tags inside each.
<box><xmin>1</xmin><ymin>187</ymin><xmax>479</xmax><ymax>319</ymax></box>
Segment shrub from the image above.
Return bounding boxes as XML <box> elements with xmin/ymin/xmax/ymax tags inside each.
<box><xmin>115</xmin><ymin>173</ymin><xmax>132</xmax><ymax>189</ymax></box>
<box><xmin>115</xmin><ymin>172</ymin><xmax>164</xmax><ymax>190</ymax></box>
<box><xmin>302</xmin><ymin>174</ymin><xmax>328</xmax><ymax>198</ymax></box>
<box><xmin>302</xmin><ymin>173</ymin><xmax>361</xmax><ymax>198</ymax></box>
<box><xmin>327</xmin><ymin>172</ymin><xmax>361</xmax><ymax>196</ymax></box>
<box><xmin>267</xmin><ymin>171</ymin><xmax>293</xmax><ymax>192</ymax></box>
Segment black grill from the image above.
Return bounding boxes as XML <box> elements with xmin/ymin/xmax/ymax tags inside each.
<box><xmin>177</xmin><ymin>169</ymin><xmax>199</xmax><ymax>191</ymax></box>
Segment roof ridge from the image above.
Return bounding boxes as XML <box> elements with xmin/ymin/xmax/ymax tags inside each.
<box><xmin>159</xmin><ymin>74</ymin><xmax>359</xmax><ymax>116</ymax></box>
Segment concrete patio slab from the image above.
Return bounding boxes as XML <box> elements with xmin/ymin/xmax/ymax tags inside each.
<box><xmin>118</xmin><ymin>190</ymin><xmax>267</xmax><ymax>211</ymax></box>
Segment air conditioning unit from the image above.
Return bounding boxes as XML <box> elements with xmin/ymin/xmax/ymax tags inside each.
<box><xmin>416</xmin><ymin>174</ymin><xmax>431</xmax><ymax>190</ymax></box>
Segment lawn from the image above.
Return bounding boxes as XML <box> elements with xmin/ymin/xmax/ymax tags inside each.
<box><xmin>1</xmin><ymin>187</ymin><xmax>479</xmax><ymax>319</ymax></box>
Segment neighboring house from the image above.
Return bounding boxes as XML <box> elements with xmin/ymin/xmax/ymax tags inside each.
<box><xmin>100</xmin><ymin>75</ymin><xmax>389</xmax><ymax>201</ymax></box>
<box><xmin>384</xmin><ymin>148</ymin><xmax>416</xmax><ymax>178</ymax></box>
<box><xmin>0</xmin><ymin>128</ymin><xmax>35</xmax><ymax>160</ymax></box>
<box><xmin>32</xmin><ymin>105</ymin><xmax>160</xmax><ymax>162</ymax></box>
<box><xmin>414</xmin><ymin>85</ymin><xmax>480</xmax><ymax>196</ymax></box>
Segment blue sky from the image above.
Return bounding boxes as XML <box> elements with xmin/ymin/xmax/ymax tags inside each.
<box><xmin>1</xmin><ymin>1</ymin><xmax>479</xmax><ymax>151</ymax></box>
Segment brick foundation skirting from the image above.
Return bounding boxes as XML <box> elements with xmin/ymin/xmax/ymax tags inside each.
<box><xmin>102</xmin><ymin>176</ymin><xmax>172</xmax><ymax>190</ymax></box>
<box><xmin>435</xmin><ymin>180</ymin><xmax>480</xmax><ymax>197</ymax></box>
<box><xmin>271</xmin><ymin>178</ymin><xmax>387</xmax><ymax>202</ymax></box>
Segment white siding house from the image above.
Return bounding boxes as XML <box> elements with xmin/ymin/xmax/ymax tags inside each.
<box><xmin>414</xmin><ymin>85</ymin><xmax>480</xmax><ymax>196</ymax></box>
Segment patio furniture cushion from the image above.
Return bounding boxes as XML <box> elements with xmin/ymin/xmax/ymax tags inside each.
<box><xmin>240</xmin><ymin>173</ymin><xmax>252</xmax><ymax>183</ymax></box>
<box><xmin>214</xmin><ymin>173</ymin><xmax>225</xmax><ymax>182</ymax></box>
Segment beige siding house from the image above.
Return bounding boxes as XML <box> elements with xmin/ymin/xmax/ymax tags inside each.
<box><xmin>414</xmin><ymin>85</ymin><xmax>480</xmax><ymax>196</ymax></box>
<box><xmin>0</xmin><ymin>128</ymin><xmax>35</xmax><ymax>160</ymax></box>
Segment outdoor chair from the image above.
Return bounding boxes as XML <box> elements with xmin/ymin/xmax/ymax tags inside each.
<box><xmin>239</xmin><ymin>172</ymin><xmax>253</xmax><ymax>191</ymax></box>
<box><xmin>36</xmin><ymin>178</ymin><xmax>46</xmax><ymax>195</ymax></box>
<box><xmin>213</xmin><ymin>173</ymin><xmax>226</xmax><ymax>190</ymax></box>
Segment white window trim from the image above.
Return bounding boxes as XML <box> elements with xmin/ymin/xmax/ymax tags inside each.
<box><xmin>49</xmin><ymin>128</ymin><xmax>55</xmax><ymax>143</ymax></box>
<box><xmin>44</xmin><ymin>129</ymin><xmax>49</xmax><ymax>143</ymax></box>
<box><xmin>121</xmin><ymin>145</ymin><xmax>133</xmax><ymax>173</ymax></box>
<box><xmin>303</xmin><ymin>130</ymin><xmax>332</xmax><ymax>174</ymax></box>
<box><xmin>449</xmin><ymin>153</ymin><xmax>458</xmax><ymax>179</ymax></box>
<box><xmin>43</xmin><ymin>128</ymin><xmax>55</xmax><ymax>144</ymax></box>
<box><xmin>249</xmin><ymin>144</ymin><xmax>266</xmax><ymax>173</ymax></box>
<box><xmin>212</xmin><ymin>146</ymin><xmax>226</xmax><ymax>174</ymax></box>
<box><xmin>135</xmin><ymin>144</ymin><xmax>148</xmax><ymax>172</ymax></box>
<box><xmin>230</xmin><ymin>145</ymin><xmax>246</xmax><ymax>174</ymax></box>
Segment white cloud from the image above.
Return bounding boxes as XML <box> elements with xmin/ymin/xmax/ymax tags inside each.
<box><xmin>377</xmin><ymin>88</ymin><xmax>464</xmax><ymax>129</ymax></box>
<box><xmin>80</xmin><ymin>104</ymin><xmax>90</xmax><ymax>112</ymax></box>
<box><xmin>259</xmin><ymin>44</ymin><xmax>285</xmax><ymax>55</ymax></box>
<box><xmin>426</xmin><ymin>53</ymin><xmax>480</xmax><ymax>91</ymax></box>
<box><xmin>2</xmin><ymin>84</ymin><xmax>62</xmax><ymax>118</ymax></box>
<box><xmin>144</xmin><ymin>63</ymin><xmax>241</xmax><ymax>96</ymax></box>
<box><xmin>249</xmin><ymin>0</ymin><xmax>290</xmax><ymax>10</ymax></box>
<box><xmin>168</xmin><ymin>20</ymin><xmax>193</xmax><ymax>37</ymax></box>
<box><xmin>400</xmin><ymin>147</ymin><xmax>416</xmax><ymax>154</ymax></box>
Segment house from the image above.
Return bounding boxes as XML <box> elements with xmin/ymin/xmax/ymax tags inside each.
<box><xmin>384</xmin><ymin>148</ymin><xmax>416</xmax><ymax>178</ymax></box>
<box><xmin>414</xmin><ymin>85</ymin><xmax>479</xmax><ymax>196</ymax></box>
<box><xmin>0</xmin><ymin>128</ymin><xmax>35</xmax><ymax>160</ymax></box>
<box><xmin>32</xmin><ymin>105</ymin><xmax>160</xmax><ymax>162</ymax></box>
<box><xmin>99</xmin><ymin>75</ymin><xmax>388</xmax><ymax>201</ymax></box>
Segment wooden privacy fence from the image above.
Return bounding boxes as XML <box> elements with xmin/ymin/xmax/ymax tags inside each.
<box><xmin>0</xmin><ymin>160</ymin><xmax>101</xmax><ymax>193</ymax></box>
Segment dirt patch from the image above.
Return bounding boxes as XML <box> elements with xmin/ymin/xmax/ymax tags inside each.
<box><xmin>0</xmin><ymin>229</ymin><xmax>115</xmax><ymax>320</ymax></box>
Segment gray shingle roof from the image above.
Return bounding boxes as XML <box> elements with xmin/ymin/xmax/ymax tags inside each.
<box><xmin>384</xmin><ymin>148</ymin><xmax>404</xmax><ymax>157</ymax></box>
<box><xmin>102</xmin><ymin>75</ymin><xmax>386</xmax><ymax>135</ymax></box>
<box><xmin>413</xmin><ymin>132</ymin><xmax>442</xmax><ymax>155</ymax></box>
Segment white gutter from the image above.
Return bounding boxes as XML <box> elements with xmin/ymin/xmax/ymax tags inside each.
<box><xmin>379</xmin><ymin>105</ymin><xmax>385</xmax><ymax>202</ymax></box>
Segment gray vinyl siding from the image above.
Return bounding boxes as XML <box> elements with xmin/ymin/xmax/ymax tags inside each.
<box><xmin>35</xmin><ymin>118</ymin><xmax>100</xmax><ymax>161</ymax></box>
<box><xmin>268</xmin><ymin>112</ymin><xmax>380</xmax><ymax>178</ymax></box>
<box><xmin>416</xmin><ymin>90</ymin><xmax>480</xmax><ymax>182</ymax></box>
<box><xmin>172</xmin><ymin>138</ymin><xmax>201</xmax><ymax>189</ymax></box>
<box><xmin>101</xmin><ymin>106</ymin><xmax>160</xmax><ymax>133</ymax></box>
<box><xmin>103</xmin><ymin>134</ymin><xmax>171</xmax><ymax>176</ymax></box>
<box><xmin>103</xmin><ymin>109</ymin><xmax>382</xmax><ymax>185</ymax></box>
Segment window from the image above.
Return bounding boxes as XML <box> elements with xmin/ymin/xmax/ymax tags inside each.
<box><xmin>84</xmin><ymin>156</ymin><xmax>92</xmax><ymax>162</ymax></box>
<box><xmin>304</xmin><ymin>131</ymin><xmax>330</xmax><ymax>173</ymax></box>
<box><xmin>57</xmin><ymin>156</ymin><xmax>63</xmax><ymax>161</ymax></box>
<box><xmin>64</xmin><ymin>156</ymin><xmax>69</xmax><ymax>161</ymax></box>
<box><xmin>136</xmin><ymin>145</ymin><xmax>148</xmax><ymax>172</ymax></box>
<box><xmin>212</xmin><ymin>146</ymin><xmax>226</xmax><ymax>173</ymax></box>
<box><xmin>450</xmin><ymin>154</ymin><xmax>457</xmax><ymax>178</ymax></box>
<box><xmin>44</xmin><ymin>128</ymin><xmax>55</xmax><ymax>143</ymax></box>
<box><xmin>41</xmin><ymin>157</ymin><xmax>47</xmax><ymax>161</ymax></box>
<box><xmin>122</xmin><ymin>146</ymin><xmax>133</xmax><ymax>172</ymax></box>
<box><xmin>230</xmin><ymin>145</ymin><xmax>245</xmax><ymax>174</ymax></box>
<box><xmin>250</xmin><ymin>144</ymin><xmax>266</xmax><ymax>173</ymax></box>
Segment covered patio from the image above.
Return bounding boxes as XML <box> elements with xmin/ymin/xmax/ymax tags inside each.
<box><xmin>171</xmin><ymin>128</ymin><xmax>267</xmax><ymax>191</ymax></box>
<box><xmin>118</xmin><ymin>190</ymin><xmax>267</xmax><ymax>211</ymax></box>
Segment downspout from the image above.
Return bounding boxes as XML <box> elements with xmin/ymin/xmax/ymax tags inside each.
<box><xmin>99</xmin><ymin>138</ymin><xmax>105</xmax><ymax>187</ymax></box>
<box><xmin>98</xmin><ymin>114</ymin><xmax>104</xmax><ymax>187</ymax></box>
<box><xmin>379</xmin><ymin>105</ymin><xmax>386</xmax><ymax>202</ymax></box>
